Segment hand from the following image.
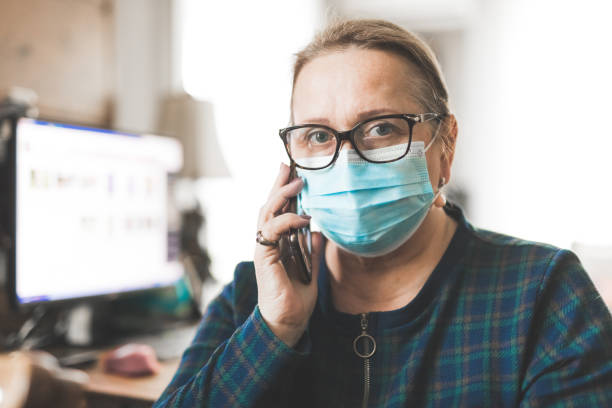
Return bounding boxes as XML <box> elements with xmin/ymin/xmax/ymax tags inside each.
<box><xmin>254</xmin><ymin>163</ymin><xmax>324</xmax><ymax>348</ymax></box>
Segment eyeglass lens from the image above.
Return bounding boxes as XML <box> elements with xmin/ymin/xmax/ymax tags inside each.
<box><xmin>284</xmin><ymin>117</ymin><xmax>413</xmax><ymax>168</ymax></box>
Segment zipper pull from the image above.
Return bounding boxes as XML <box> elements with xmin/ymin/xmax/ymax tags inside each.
<box><xmin>353</xmin><ymin>313</ymin><xmax>376</xmax><ymax>359</ymax></box>
<box><xmin>360</xmin><ymin>313</ymin><xmax>368</xmax><ymax>332</ymax></box>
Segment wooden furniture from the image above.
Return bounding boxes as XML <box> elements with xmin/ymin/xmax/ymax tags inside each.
<box><xmin>0</xmin><ymin>349</ymin><xmax>180</xmax><ymax>408</ymax></box>
<box><xmin>0</xmin><ymin>352</ymin><xmax>30</xmax><ymax>408</ymax></box>
<box><xmin>0</xmin><ymin>351</ymin><xmax>87</xmax><ymax>408</ymax></box>
<box><xmin>83</xmin><ymin>358</ymin><xmax>179</xmax><ymax>408</ymax></box>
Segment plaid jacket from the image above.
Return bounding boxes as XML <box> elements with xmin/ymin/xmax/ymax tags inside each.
<box><xmin>155</xmin><ymin>204</ymin><xmax>612</xmax><ymax>407</ymax></box>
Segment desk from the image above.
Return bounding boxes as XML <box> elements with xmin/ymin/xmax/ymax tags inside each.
<box><xmin>84</xmin><ymin>358</ymin><xmax>179</xmax><ymax>408</ymax></box>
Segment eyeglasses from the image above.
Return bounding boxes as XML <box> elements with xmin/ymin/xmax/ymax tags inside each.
<box><xmin>279</xmin><ymin>113</ymin><xmax>445</xmax><ymax>170</ymax></box>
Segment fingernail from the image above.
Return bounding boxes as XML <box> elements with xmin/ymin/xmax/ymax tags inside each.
<box><xmin>301</xmin><ymin>215</ymin><xmax>312</xmax><ymax>220</ymax></box>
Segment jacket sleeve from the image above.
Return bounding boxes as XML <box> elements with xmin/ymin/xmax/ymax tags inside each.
<box><xmin>154</xmin><ymin>263</ymin><xmax>311</xmax><ymax>407</ymax></box>
<box><xmin>519</xmin><ymin>249</ymin><xmax>612</xmax><ymax>406</ymax></box>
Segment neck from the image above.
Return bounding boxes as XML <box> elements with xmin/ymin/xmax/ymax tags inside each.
<box><xmin>325</xmin><ymin>206</ymin><xmax>457</xmax><ymax>315</ymax></box>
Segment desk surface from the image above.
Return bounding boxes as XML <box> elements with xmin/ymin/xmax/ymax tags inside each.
<box><xmin>84</xmin><ymin>358</ymin><xmax>179</xmax><ymax>402</ymax></box>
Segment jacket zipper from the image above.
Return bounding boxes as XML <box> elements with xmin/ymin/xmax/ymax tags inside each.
<box><xmin>353</xmin><ymin>313</ymin><xmax>376</xmax><ymax>408</ymax></box>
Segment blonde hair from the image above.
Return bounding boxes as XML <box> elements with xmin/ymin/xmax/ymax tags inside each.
<box><xmin>291</xmin><ymin>19</ymin><xmax>454</xmax><ymax>155</ymax></box>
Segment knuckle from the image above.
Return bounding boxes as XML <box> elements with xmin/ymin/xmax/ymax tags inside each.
<box><xmin>258</xmin><ymin>206</ymin><xmax>266</xmax><ymax>220</ymax></box>
<box><xmin>271</xmin><ymin>216</ymin><xmax>293</xmax><ymax>236</ymax></box>
<box><xmin>261</xmin><ymin>221</ymin><xmax>280</xmax><ymax>240</ymax></box>
<box><xmin>280</xmin><ymin>181</ymin><xmax>298</xmax><ymax>196</ymax></box>
<box><xmin>273</xmin><ymin>187</ymin><xmax>289</xmax><ymax>203</ymax></box>
<box><xmin>259</xmin><ymin>211</ymin><xmax>306</xmax><ymax>241</ymax></box>
<box><xmin>262</xmin><ymin>202</ymin><xmax>274</xmax><ymax>219</ymax></box>
<box><xmin>279</xmin><ymin>213</ymin><xmax>304</xmax><ymax>228</ymax></box>
<box><xmin>269</xmin><ymin>216</ymin><xmax>285</xmax><ymax>234</ymax></box>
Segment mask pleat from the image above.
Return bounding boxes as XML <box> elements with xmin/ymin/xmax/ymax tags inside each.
<box><xmin>297</xmin><ymin>141</ymin><xmax>438</xmax><ymax>257</ymax></box>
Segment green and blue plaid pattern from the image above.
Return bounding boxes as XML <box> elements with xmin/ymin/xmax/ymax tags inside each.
<box><xmin>155</xmin><ymin>204</ymin><xmax>612</xmax><ymax>407</ymax></box>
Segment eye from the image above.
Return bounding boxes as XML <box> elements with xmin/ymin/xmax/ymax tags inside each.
<box><xmin>308</xmin><ymin>130</ymin><xmax>333</xmax><ymax>145</ymax></box>
<box><xmin>366</xmin><ymin>122</ymin><xmax>396</xmax><ymax>138</ymax></box>
<box><xmin>373</xmin><ymin>124</ymin><xmax>393</xmax><ymax>136</ymax></box>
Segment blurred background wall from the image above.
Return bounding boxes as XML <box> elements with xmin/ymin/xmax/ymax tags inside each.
<box><xmin>2</xmin><ymin>0</ymin><xmax>610</xmax><ymax>294</ymax></box>
<box><xmin>0</xmin><ymin>0</ymin><xmax>114</xmax><ymax>125</ymax></box>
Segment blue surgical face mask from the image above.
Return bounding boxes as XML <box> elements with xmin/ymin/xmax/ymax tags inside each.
<box><xmin>297</xmin><ymin>136</ymin><xmax>442</xmax><ymax>257</ymax></box>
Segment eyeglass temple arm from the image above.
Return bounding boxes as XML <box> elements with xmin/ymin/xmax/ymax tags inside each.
<box><xmin>417</xmin><ymin>113</ymin><xmax>444</xmax><ymax>122</ymax></box>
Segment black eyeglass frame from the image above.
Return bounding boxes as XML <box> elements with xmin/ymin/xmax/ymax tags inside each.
<box><xmin>279</xmin><ymin>112</ymin><xmax>445</xmax><ymax>170</ymax></box>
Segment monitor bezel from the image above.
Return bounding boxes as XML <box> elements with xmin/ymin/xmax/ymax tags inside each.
<box><xmin>4</xmin><ymin>118</ymin><xmax>184</xmax><ymax>312</ymax></box>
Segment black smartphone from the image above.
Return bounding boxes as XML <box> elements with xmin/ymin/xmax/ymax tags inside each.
<box><xmin>278</xmin><ymin>162</ymin><xmax>313</xmax><ymax>284</ymax></box>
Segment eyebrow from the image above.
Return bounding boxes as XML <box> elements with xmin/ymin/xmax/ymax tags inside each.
<box><xmin>298</xmin><ymin>108</ymin><xmax>402</xmax><ymax>127</ymax></box>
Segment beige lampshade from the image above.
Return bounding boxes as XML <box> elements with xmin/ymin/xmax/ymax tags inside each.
<box><xmin>157</xmin><ymin>93</ymin><xmax>230</xmax><ymax>178</ymax></box>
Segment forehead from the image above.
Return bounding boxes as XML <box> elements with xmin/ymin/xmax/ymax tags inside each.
<box><xmin>292</xmin><ymin>48</ymin><xmax>422</xmax><ymax>125</ymax></box>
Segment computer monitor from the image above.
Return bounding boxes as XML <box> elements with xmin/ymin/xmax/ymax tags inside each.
<box><xmin>4</xmin><ymin>118</ymin><xmax>184</xmax><ymax>308</ymax></box>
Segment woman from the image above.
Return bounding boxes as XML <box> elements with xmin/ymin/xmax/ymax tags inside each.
<box><xmin>155</xmin><ymin>20</ymin><xmax>612</xmax><ymax>407</ymax></box>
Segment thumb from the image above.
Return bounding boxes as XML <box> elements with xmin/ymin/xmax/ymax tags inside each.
<box><xmin>310</xmin><ymin>232</ymin><xmax>324</xmax><ymax>283</ymax></box>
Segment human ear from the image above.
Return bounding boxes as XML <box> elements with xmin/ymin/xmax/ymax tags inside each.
<box><xmin>435</xmin><ymin>115</ymin><xmax>458</xmax><ymax>207</ymax></box>
<box><xmin>439</xmin><ymin>114</ymin><xmax>458</xmax><ymax>186</ymax></box>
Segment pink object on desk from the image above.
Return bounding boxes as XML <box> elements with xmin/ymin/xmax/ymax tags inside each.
<box><xmin>102</xmin><ymin>343</ymin><xmax>161</xmax><ymax>377</ymax></box>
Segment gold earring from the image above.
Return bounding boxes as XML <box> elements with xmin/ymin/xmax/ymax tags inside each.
<box><xmin>435</xmin><ymin>177</ymin><xmax>446</xmax><ymax>207</ymax></box>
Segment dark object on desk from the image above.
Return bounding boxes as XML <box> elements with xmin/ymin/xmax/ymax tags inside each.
<box><xmin>180</xmin><ymin>203</ymin><xmax>212</xmax><ymax>284</ymax></box>
<box><xmin>0</xmin><ymin>93</ymin><xmax>35</xmax><ymax>165</ymax></box>
<box><xmin>102</xmin><ymin>343</ymin><xmax>161</xmax><ymax>377</ymax></box>
<box><xmin>180</xmin><ymin>203</ymin><xmax>215</xmax><ymax>314</ymax></box>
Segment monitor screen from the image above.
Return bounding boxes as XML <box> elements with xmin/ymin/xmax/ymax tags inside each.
<box><xmin>12</xmin><ymin>118</ymin><xmax>183</xmax><ymax>305</ymax></box>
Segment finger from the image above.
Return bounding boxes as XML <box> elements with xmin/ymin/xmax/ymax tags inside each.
<box><xmin>267</xmin><ymin>163</ymin><xmax>291</xmax><ymax>199</ymax></box>
<box><xmin>260</xmin><ymin>213</ymin><xmax>311</xmax><ymax>243</ymax></box>
<box><xmin>261</xmin><ymin>177</ymin><xmax>303</xmax><ymax>222</ymax></box>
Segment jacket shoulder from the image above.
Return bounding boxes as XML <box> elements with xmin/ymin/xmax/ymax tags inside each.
<box><xmin>465</xmin><ymin>223</ymin><xmax>563</xmax><ymax>267</ymax></box>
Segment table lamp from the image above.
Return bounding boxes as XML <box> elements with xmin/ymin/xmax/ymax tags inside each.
<box><xmin>157</xmin><ymin>93</ymin><xmax>230</xmax><ymax>179</ymax></box>
<box><xmin>157</xmin><ymin>93</ymin><xmax>229</xmax><ymax>311</ymax></box>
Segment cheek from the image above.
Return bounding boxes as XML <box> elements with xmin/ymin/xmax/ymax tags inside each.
<box><xmin>424</xmin><ymin>150</ymin><xmax>442</xmax><ymax>187</ymax></box>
